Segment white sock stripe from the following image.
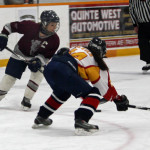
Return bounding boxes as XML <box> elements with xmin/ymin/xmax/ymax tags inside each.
<box><xmin>52</xmin><ymin>93</ymin><xmax>64</xmax><ymax>104</ymax></box>
<box><xmin>43</xmin><ymin>104</ymin><xmax>55</xmax><ymax>113</ymax></box>
<box><xmin>88</xmin><ymin>93</ymin><xmax>103</xmax><ymax>100</ymax></box>
<box><xmin>27</xmin><ymin>80</ymin><xmax>38</xmax><ymax>91</ymax></box>
<box><xmin>79</xmin><ymin>105</ymin><xmax>95</xmax><ymax>114</ymax></box>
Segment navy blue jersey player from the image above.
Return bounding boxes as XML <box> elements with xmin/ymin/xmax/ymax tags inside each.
<box><xmin>32</xmin><ymin>38</ymin><xmax>129</xmax><ymax>135</ymax></box>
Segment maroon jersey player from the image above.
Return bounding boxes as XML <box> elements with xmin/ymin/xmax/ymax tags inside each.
<box><xmin>0</xmin><ymin>10</ymin><xmax>60</xmax><ymax>110</ymax></box>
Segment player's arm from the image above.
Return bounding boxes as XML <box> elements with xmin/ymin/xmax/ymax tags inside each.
<box><xmin>0</xmin><ymin>21</ymin><xmax>32</xmax><ymax>51</ymax></box>
<box><xmin>1</xmin><ymin>21</ymin><xmax>35</xmax><ymax>35</ymax></box>
<box><xmin>91</xmin><ymin>70</ymin><xmax>129</xmax><ymax>111</ymax></box>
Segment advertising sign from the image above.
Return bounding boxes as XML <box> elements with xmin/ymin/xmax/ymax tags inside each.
<box><xmin>69</xmin><ymin>3</ymin><xmax>137</xmax><ymax>48</ymax></box>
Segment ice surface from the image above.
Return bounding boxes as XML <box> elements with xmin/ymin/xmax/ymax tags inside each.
<box><xmin>0</xmin><ymin>55</ymin><xmax>150</xmax><ymax>150</ymax></box>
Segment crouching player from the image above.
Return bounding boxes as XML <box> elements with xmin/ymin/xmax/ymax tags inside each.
<box><xmin>32</xmin><ymin>37</ymin><xmax>129</xmax><ymax>135</ymax></box>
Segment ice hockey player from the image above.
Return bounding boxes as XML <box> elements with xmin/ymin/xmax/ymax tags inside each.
<box><xmin>0</xmin><ymin>10</ymin><xmax>60</xmax><ymax>110</ymax></box>
<box><xmin>32</xmin><ymin>37</ymin><xmax>129</xmax><ymax>135</ymax></box>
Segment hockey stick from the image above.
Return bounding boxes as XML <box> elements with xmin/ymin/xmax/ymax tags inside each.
<box><xmin>6</xmin><ymin>47</ymin><xmax>28</xmax><ymax>63</ymax></box>
<box><xmin>127</xmin><ymin>104</ymin><xmax>150</xmax><ymax>111</ymax></box>
<box><xmin>5</xmin><ymin>47</ymin><xmax>43</xmax><ymax>73</ymax></box>
<box><xmin>96</xmin><ymin>104</ymin><xmax>150</xmax><ymax>113</ymax></box>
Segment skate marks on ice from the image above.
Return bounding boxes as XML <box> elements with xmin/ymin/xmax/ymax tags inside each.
<box><xmin>0</xmin><ymin>105</ymin><xmax>148</xmax><ymax>150</ymax></box>
<box><xmin>30</xmin><ymin>114</ymin><xmax>134</xmax><ymax>150</ymax></box>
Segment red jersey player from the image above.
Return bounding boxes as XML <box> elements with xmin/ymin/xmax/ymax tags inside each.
<box><xmin>0</xmin><ymin>10</ymin><xmax>60</xmax><ymax>110</ymax></box>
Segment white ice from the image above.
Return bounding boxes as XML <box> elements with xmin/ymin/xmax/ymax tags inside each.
<box><xmin>0</xmin><ymin>55</ymin><xmax>150</xmax><ymax>150</ymax></box>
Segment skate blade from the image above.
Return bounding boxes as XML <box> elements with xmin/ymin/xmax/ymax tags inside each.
<box><xmin>75</xmin><ymin>128</ymin><xmax>99</xmax><ymax>136</ymax></box>
<box><xmin>32</xmin><ymin>123</ymin><xmax>50</xmax><ymax>129</ymax></box>
<box><xmin>21</xmin><ymin>105</ymin><xmax>30</xmax><ymax>111</ymax></box>
<box><xmin>142</xmin><ymin>70</ymin><xmax>148</xmax><ymax>74</ymax></box>
<box><xmin>32</xmin><ymin>123</ymin><xmax>39</xmax><ymax>129</ymax></box>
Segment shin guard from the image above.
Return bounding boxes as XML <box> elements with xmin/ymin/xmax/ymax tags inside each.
<box><xmin>0</xmin><ymin>74</ymin><xmax>16</xmax><ymax>100</ymax></box>
<box><xmin>24</xmin><ymin>71</ymin><xmax>43</xmax><ymax>100</ymax></box>
<box><xmin>75</xmin><ymin>87</ymin><xmax>102</xmax><ymax>122</ymax></box>
<box><xmin>38</xmin><ymin>92</ymin><xmax>70</xmax><ymax>119</ymax></box>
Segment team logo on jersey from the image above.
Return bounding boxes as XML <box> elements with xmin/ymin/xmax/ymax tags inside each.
<box><xmin>30</xmin><ymin>40</ymin><xmax>41</xmax><ymax>55</ymax></box>
<box><xmin>41</xmin><ymin>41</ymin><xmax>48</xmax><ymax>48</ymax></box>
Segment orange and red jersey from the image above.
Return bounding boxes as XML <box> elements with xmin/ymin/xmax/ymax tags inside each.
<box><xmin>69</xmin><ymin>46</ymin><xmax>118</xmax><ymax>101</ymax></box>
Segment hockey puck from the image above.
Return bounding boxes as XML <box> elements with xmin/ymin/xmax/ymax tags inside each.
<box><xmin>96</xmin><ymin>109</ymin><xmax>101</xmax><ymax>112</ymax></box>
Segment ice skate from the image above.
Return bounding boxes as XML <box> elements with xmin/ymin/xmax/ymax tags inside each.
<box><xmin>32</xmin><ymin>116</ymin><xmax>53</xmax><ymax>129</ymax></box>
<box><xmin>74</xmin><ymin>119</ymin><xmax>99</xmax><ymax>135</ymax></box>
<box><xmin>21</xmin><ymin>97</ymin><xmax>31</xmax><ymax>111</ymax></box>
<box><xmin>142</xmin><ymin>64</ymin><xmax>150</xmax><ymax>73</ymax></box>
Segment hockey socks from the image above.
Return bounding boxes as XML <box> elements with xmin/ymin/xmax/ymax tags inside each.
<box><xmin>75</xmin><ymin>87</ymin><xmax>102</xmax><ymax>122</ymax></box>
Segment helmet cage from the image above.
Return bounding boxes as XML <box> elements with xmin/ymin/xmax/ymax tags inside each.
<box><xmin>40</xmin><ymin>10</ymin><xmax>60</xmax><ymax>36</ymax></box>
<box><xmin>41</xmin><ymin>22</ymin><xmax>60</xmax><ymax>36</ymax></box>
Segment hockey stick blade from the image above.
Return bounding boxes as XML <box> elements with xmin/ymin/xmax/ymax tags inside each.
<box><xmin>128</xmin><ymin>104</ymin><xmax>150</xmax><ymax>111</ymax></box>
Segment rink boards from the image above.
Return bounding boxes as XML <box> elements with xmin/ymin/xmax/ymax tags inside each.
<box><xmin>0</xmin><ymin>0</ymin><xmax>139</xmax><ymax>67</ymax></box>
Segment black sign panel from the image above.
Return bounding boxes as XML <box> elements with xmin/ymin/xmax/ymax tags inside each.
<box><xmin>69</xmin><ymin>6</ymin><xmax>135</xmax><ymax>39</ymax></box>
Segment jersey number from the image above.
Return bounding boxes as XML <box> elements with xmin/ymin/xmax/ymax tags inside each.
<box><xmin>69</xmin><ymin>47</ymin><xmax>92</xmax><ymax>61</ymax></box>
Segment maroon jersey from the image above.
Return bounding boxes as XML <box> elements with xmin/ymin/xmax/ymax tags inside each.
<box><xmin>1</xmin><ymin>20</ymin><xmax>60</xmax><ymax>62</ymax></box>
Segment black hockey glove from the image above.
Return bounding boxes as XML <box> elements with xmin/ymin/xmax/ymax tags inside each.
<box><xmin>28</xmin><ymin>58</ymin><xmax>42</xmax><ymax>72</ymax></box>
<box><xmin>0</xmin><ymin>34</ymin><xmax>8</xmax><ymax>51</ymax></box>
<box><xmin>114</xmin><ymin>95</ymin><xmax>129</xmax><ymax>111</ymax></box>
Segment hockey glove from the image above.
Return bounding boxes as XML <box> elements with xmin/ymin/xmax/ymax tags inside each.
<box><xmin>114</xmin><ymin>95</ymin><xmax>129</xmax><ymax>111</ymax></box>
<box><xmin>28</xmin><ymin>58</ymin><xmax>42</xmax><ymax>72</ymax></box>
<box><xmin>0</xmin><ymin>34</ymin><xmax>8</xmax><ymax>51</ymax></box>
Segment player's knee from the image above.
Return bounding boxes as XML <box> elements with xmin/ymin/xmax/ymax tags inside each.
<box><xmin>53</xmin><ymin>91</ymin><xmax>71</xmax><ymax>102</ymax></box>
<box><xmin>90</xmin><ymin>87</ymin><xmax>100</xmax><ymax>95</ymax></box>
<box><xmin>88</xmin><ymin>87</ymin><xmax>101</xmax><ymax>97</ymax></box>
<box><xmin>86</xmin><ymin>87</ymin><xmax>103</xmax><ymax>102</ymax></box>
<box><xmin>30</xmin><ymin>71</ymin><xmax>44</xmax><ymax>84</ymax></box>
<box><xmin>88</xmin><ymin>87</ymin><xmax>108</xmax><ymax>104</ymax></box>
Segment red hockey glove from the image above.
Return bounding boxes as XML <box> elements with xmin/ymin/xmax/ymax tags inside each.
<box><xmin>114</xmin><ymin>95</ymin><xmax>129</xmax><ymax>111</ymax></box>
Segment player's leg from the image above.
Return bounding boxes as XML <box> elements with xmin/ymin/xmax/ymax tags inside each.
<box><xmin>32</xmin><ymin>61</ymin><xmax>71</xmax><ymax>128</ymax></box>
<box><xmin>74</xmin><ymin>87</ymin><xmax>101</xmax><ymax>135</ymax></box>
<box><xmin>32</xmin><ymin>61</ymin><xmax>102</xmax><ymax>133</ymax></box>
<box><xmin>0</xmin><ymin>75</ymin><xmax>16</xmax><ymax>100</ymax></box>
<box><xmin>65</xmin><ymin>73</ymin><xmax>101</xmax><ymax>135</ymax></box>
<box><xmin>32</xmin><ymin>90</ymin><xmax>71</xmax><ymax>128</ymax></box>
<box><xmin>138</xmin><ymin>29</ymin><xmax>150</xmax><ymax>72</ymax></box>
<box><xmin>0</xmin><ymin>57</ymin><xmax>26</xmax><ymax>101</ymax></box>
<box><xmin>47</xmin><ymin>61</ymin><xmax>102</xmax><ymax>134</ymax></box>
<box><xmin>21</xmin><ymin>70</ymin><xmax>44</xmax><ymax>110</ymax></box>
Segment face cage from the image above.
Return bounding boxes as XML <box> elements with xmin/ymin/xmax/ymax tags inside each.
<box><xmin>41</xmin><ymin>22</ymin><xmax>60</xmax><ymax>36</ymax></box>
